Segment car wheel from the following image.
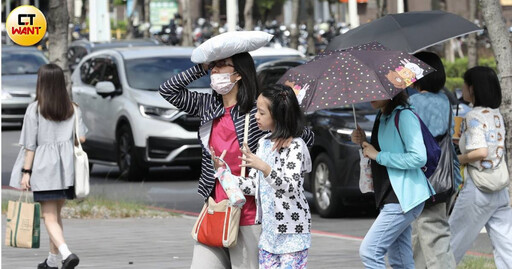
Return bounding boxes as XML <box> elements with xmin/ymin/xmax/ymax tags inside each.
<box><xmin>311</xmin><ymin>153</ymin><xmax>343</xmax><ymax>218</ymax></box>
<box><xmin>116</xmin><ymin>124</ymin><xmax>149</xmax><ymax>181</ymax></box>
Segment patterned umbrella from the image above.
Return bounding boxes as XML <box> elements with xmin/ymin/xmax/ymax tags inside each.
<box><xmin>278</xmin><ymin>43</ymin><xmax>434</xmax><ymax>113</ymax></box>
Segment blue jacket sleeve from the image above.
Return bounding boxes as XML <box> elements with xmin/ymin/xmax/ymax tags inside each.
<box><xmin>376</xmin><ymin>110</ymin><xmax>427</xmax><ymax>170</ymax></box>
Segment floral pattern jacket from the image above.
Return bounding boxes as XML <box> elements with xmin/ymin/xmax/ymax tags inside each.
<box><xmin>221</xmin><ymin>135</ymin><xmax>312</xmax><ymax>235</ymax></box>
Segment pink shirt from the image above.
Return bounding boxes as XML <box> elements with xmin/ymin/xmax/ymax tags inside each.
<box><xmin>209</xmin><ymin>106</ymin><xmax>256</xmax><ymax>226</ymax></box>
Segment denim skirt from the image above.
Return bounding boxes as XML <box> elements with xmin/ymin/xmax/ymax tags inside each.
<box><xmin>33</xmin><ymin>187</ymin><xmax>75</xmax><ymax>202</ymax></box>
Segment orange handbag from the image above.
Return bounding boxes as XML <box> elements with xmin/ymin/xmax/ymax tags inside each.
<box><xmin>191</xmin><ymin>197</ymin><xmax>241</xmax><ymax>248</ymax></box>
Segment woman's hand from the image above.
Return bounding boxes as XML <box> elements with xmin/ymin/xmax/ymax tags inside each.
<box><xmin>20</xmin><ymin>173</ymin><xmax>31</xmax><ymax>190</ymax></box>
<box><xmin>210</xmin><ymin>146</ymin><xmax>227</xmax><ymax>171</ymax></box>
<box><xmin>272</xmin><ymin>137</ymin><xmax>293</xmax><ymax>152</ymax></box>
<box><xmin>362</xmin><ymin>141</ymin><xmax>379</xmax><ymax>160</ymax></box>
<box><xmin>240</xmin><ymin>143</ymin><xmax>271</xmax><ymax>177</ymax></box>
<box><xmin>351</xmin><ymin>125</ymin><xmax>366</xmax><ymax>145</ymax></box>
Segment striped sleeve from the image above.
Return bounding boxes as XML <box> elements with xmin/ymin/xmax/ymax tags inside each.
<box><xmin>159</xmin><ymin>64</ymin><xmax>210</xmax><ymax>117</ymax></box>
<box><xmin>301</xmin><ymin>127</ymin><xmax>314</xmax><ymax>147</ymax></box>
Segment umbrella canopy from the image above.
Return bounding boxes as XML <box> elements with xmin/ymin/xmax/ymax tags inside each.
<box><xmin>326</xmin><ymin>10</ymin><xmax>481</xmax><ymax>54</ymax></box>
<box><xmin>278</xmin><ymin>43</ymin><xmax>434</xmax><ymax>112</ymax></box>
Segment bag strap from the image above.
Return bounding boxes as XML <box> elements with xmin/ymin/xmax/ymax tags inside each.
<box><xmin>215</xmin><ymin>156</ymin><xmax>233</xmax><ymax>175</ymax></box>
<box><xmin>72</xmin><ymin>105</ymin><xmax>83</xmax><ymax>151</ymax></box>
<box><xmin>240</xmin><ymin>113</ymin><xmax>250</xmax><ymax>177</ymax></box>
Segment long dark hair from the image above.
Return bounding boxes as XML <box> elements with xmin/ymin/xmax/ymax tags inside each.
<box><xmin>463</xmin><ymin>66</ymin><xmax>502</xmax><ymax>109</ymax></box>
<box><xmin>231</xmin><ymin>52</ymin><xmax>260</xmax><ymax>114</ymax></box>
<box><xmin>383</xmin><ymin>91</ymin><xmax>410</xmax><ymax>115</ymax></box>
<box><xmin>260</xmin><ymin>84</ymin><xmax>304</xmax><ymax>140</ymax></box>
<box><xmin>36</xmin><ymin>64</ymin><xmax>74</xmax><ymax>121</ymax></box>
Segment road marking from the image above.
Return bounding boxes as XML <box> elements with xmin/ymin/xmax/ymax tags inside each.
<box><xmin>311</xmin><ymin>229</ymin><xmax>363</xmax><ymax>242</ymax></box>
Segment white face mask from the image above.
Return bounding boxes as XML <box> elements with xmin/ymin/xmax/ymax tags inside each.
<box><xmin>210</xmin><ymin>72</ymin><xmax>237</xmax><ymax>95</ymax></box>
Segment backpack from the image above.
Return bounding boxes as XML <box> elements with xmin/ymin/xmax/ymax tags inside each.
<box><xmin>394</xmin><ymin>108</ymin><xmax>447</xmax><ymax>203</ymax></box>
<box><xmin>394</xmin><ymin>109</ymin><xmax>441</xmax><ymax>179</ymax></box>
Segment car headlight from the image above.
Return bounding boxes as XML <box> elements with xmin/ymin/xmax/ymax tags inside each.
<box><xmin>2</xmin><ymin>91</ymin><xmax>12</xmax><ymax>100</ymax></box>
<box><xmin>329</xmin><ymin>128</ymin><xmax>372</xmax><ymax>144</ymax></box>
<box><xmin>138</xmin><ymin>104</ymin><xmax>181</xmax><ymax>121</ymax></box>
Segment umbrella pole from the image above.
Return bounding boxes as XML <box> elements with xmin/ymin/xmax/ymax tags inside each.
<box><xmin>352</xmin><ymin>104</ymin><xmax>358</xmax><ymax>127</ymax></box>
<box><xmin>352</xmin><ymin>104</ymin><xmax>364</xmax><ymax>148</ymax></box>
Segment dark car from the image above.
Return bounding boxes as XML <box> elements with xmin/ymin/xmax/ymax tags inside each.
<box><xmin>257</xmin><ymin>58</ymin><xmax>376</xmax><ymax>218</ymax></box>
<box><xmin>67</xmin><ymin>39</ymin><xmax>160</xmax><ymax>72</ymax></box>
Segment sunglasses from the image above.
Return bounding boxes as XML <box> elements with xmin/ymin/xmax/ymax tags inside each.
<box><xmin>208</xmin><ymin>61</ymin><xmax>234</xmax><ymax>70</ymax></box>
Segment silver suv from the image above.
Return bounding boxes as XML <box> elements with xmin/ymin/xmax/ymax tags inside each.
<box><xmin>71</xmin><ymin>46</ymin><xmax>210</xmax><ymax>180</ymax></box>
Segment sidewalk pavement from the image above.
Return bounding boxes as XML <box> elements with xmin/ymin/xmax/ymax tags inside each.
<box><xmin>2</xmin><ymin>216</ymin><xmax>364</xmax><ymax>269</ymax></box>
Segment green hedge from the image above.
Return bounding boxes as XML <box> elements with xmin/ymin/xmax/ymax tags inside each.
<box><xmin>441</xmin><ymin>57</ymin><xmax>497</xmax><ymax>91</ymax></box>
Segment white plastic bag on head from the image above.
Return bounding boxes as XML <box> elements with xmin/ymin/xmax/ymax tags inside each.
<box><xmin>359</xmin><ymin>149</ymin><xmax>374</xmax><ymax>193</ymax></box>
<box><xmin>191</xmin><ymin>31</ymin><xmax>273</xmax><ymax>64</ymax></box>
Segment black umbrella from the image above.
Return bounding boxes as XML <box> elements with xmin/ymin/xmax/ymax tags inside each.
<box><xmin>326</xmin><ymin>10</ymin><xmax>481</xmax><ymax>54</ymax></box>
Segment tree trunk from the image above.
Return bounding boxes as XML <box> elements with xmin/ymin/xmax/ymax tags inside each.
<box><xmin>289</xmin><ymin>0</ymin><xmax>300</xmax><ymax>49</ymax></box>
<box><xmin>467</xmin><ymin>0</ymin><xmax>478</xmax><ymax>68</ymax></box>
<box><xmin>48</xmin><ymin>0</ymin><xmax>71</xmax><ymax>92</ymax></box>
<box><xmin>212</xmin><ymin>0</ymin><xmax>220</xmax><ymax>35</ymax></box>
<box><xmin>480</xmin><ymin>0</ymin><xmax>512</xmax><ymax>205</ymax></box>
<box><xmin>244</xmin><ymin>0</ymin><xmax>254</xmax><ymax>30</ymax></box>
<box><xmin>306</xmin><ymin>0</ymin><xmax>315</xmax><ymax>55</ymax></box>
<box><xmin>180</xmin><ymin>0</ymin><xmax>193</xmax><ymax>46</ymax></box>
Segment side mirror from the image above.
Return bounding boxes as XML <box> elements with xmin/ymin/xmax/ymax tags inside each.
<box><xmin>95</xmin><ymin>81</ymin><xmax>116</xmax><ymax>97</ymax></box>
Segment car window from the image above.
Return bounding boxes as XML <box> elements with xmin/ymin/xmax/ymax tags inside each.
<box><xmin>67</xmin><ymin>47</ymin><xmax>76</xmax><ymax>64</ymax></box>
<box><xmin>1</xmin><ymin>51</ymin><xmax>48</xmax><ymax>75</ymax></box>
<box><xmin>74</xmin><ymin>47</ymin><xmax>88</xmax><ymax>64</ymax></box>
<box><xmin>102</xmin><ymin>59</ymin><xmax>121</xmax><ymax>89</ymax></box>
<box><xmin>68</xmin><ymin>46</ymin><xmax>89</xmax><ymax>65</ymax></box>
<box><xmin>258</xmin><ymin>67</ymin><xmax>288</xmax><ymax>89</ymax></box>
<box><xmin>124</xmin><ymin>57</ymin><xmax>211</xmax><ymax>90</ymax></box>
<box><xmin>81</xmin><ymin>58</ymin><xmax>107</xmax><ymax>86</ymax></box>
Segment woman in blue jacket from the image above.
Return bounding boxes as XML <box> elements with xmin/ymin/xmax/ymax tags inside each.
<box><xmin>352</xmin><ymin>91</ymin><xmax>431</xmax><ymax>269</ymax></box>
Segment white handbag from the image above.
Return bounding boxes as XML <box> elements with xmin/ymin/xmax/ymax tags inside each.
<box><xmin>73</xmin><ymin>106</ymin><xmax>89</xmax><ymax>198</ymax></box>
<box><xmin>468</xmin><ymin>160</ymin><xmax>510</xmax><ymax>193</ymax></box>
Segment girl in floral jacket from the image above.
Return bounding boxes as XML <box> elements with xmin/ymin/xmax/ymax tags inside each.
<box><xmin>212</xmin><ymin>84</ymin><xmax>312</xmax><ymax>269</ymax></box>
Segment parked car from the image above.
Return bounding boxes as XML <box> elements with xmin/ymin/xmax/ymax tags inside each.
<box><xmin>67</xmin><ymin>39</ymin><xmax>160</xmax><ymax>72</ymax></box>
<box><xmin>257</xmin><ymin>58</ymin><xmax>376</xmax><ymax>218</ymax></box>
<box><xmin>2</xmin><ymin>46</ymin><xmax>49</xmax><ymax>125</ymax></box>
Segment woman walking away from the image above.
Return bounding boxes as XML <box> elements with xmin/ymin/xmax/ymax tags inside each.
<box><xmin>159</xmin><ymin>54</ymin><xmax>313</xmax><ymax>269</ymax></box>
<box><xmin>212</xmin><ymin>84</ymin><xmax>311</xmax><ymax>269</ymax></box>
<box><xmin>351</xmin><ymin>91</ymin><xmax>432</xmax><ymax>269</ymax></box>
<box><xmin>10</xmin><ymin>64</ymin><xmax>87</xmax><ymax>269</ymax></box>
<box><xmin>409</xmin><ymin>51</ymin><xmax>458</xmax><ymax>269</ymax></box>
<box><xmin>449</xmin><ymin>66</ymin><xmax>512</xmax><ymax>268</ymax></box>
